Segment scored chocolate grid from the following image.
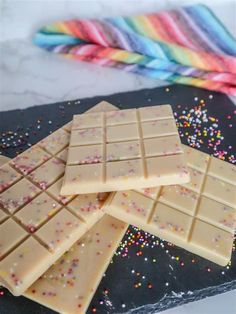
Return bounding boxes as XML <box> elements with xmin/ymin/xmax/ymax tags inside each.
<box><xmin>0</xmin><ymin>124</ymin><xmax>98</xmax><ymax>260</ymax></box>
<box><xmin>103</xmin><ymin>145</ymin><xmax>235</xmax><ymax>266</ymax></box>
<box><xmin>132</xmin><ymin>155</ymin><xmax>235</xmax><ymax>240</ymax></box>
<box><xmin>0</xmin><ymin>103</ymin><xmax>119</xmax><ymax>295</ymax></box>
<box><xmin>67</xmin><ymin>107</ymin><xmax>180</xmax><ymax>183</ymax></box>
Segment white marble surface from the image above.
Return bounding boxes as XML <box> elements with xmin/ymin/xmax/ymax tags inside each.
<box><xmin>0</xmin><ymin>0</ymin><xmax>236</xmax><ymax>111</ymax></box>
<box><xmin>0</xmin><ymin>1</ymin><xmax>236</xmax><ymax>313</ymax></box>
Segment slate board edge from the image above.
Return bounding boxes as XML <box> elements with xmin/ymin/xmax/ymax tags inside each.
<box><xmin>0</xmin><ymin>84</ymin><xmax>233</xmax><ymax>115</ymax></box>
<box><xmin>120</xmin><ymin>280</ymin><xmax>236</xmax><ymax>314</ymax></box>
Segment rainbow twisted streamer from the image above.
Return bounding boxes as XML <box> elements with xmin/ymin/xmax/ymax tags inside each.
<box><xmin>34</xmin><ymin>4</ymin><xmax>236</xmax><ymax>95</ymax></box>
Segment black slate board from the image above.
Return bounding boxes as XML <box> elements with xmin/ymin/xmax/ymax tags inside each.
<box><xmin>0</xmin><ymin>84</ymin><xmax>235</xmax><ymax>314</ymax></box>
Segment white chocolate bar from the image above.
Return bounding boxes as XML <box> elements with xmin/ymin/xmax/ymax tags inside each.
<box><xmin>105</xmin><ymin>145</ymin><xmax>236</xmax><ymax>266</ymax></box>
<box><xmin>61</xmin><ymin>105</ymin><xmax>190</xmax><ymax>195</ymax></box>
<box><xmin>0</xmin><ymin>101</ymin><xmax>118</xmax><ymax>296</ymax></box>
<box><xmin>25</xmin><ymin>215</ymin><xmax>127</xmax><ymax>314</ymax></box>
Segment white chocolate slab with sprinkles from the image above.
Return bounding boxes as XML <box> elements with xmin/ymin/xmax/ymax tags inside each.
<box><xmin>25</xmin><ymin>215</ymin><xmax>127</xmax><ymax>314</ymax></box>
<box><xmin>61</xmin><ymin>105</ymin><xmax>190</xmax><ymax>195</ymax></box>
<box><xmin>0</xmin><ymin>101</ymin><xmax>118</xmax><ymax>296</ymax></box>
<box><xmin>105</xmin><ymin>145</ymin><xmax>236</xmax><ymax>266</ymax></box>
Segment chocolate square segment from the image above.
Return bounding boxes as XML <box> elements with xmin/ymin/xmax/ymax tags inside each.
<box><xmin>106</xmin><ymin>109</ymin><xmax>137</xmax><ymax>125</ymax></box>
<box><xmin>67</xmin><ymin>194</ymin><xmax>103</xmax><ymax>222</ymax></box>
<box><xmin>190</xmin><ymin>219</ymin><xmax>234</xmax><ymax>264</ymax></box>
<box><xmin>0</xmin><ymin>178</ymin><xmax>40</xmax><ymax>214</ymax></box>
<box><xmin>0</xmin><ymin>164</ymin><xmax>22</xmax><ymax>193</ymax></box>
<box><xmin>39</xmin><ymin>128</ymin><xmax>70</xmax><ymax>155</ymax></box>
<box><xmin>159</xmin><ymin>185</ymin><xmax>198</xmax><ymax>216</ymax></box>
<box><xmin>144</xmin><ymin>135</ymin><xmax>182</xmax><ymax>157</ymax></box>
<box><xmin>182</xmin><ymin>145</ymin><xmax>209</xmax><ymax>172</ymax></box>
<box><xmin>107</xmin><ymin>141</ymin><xmax>140</xmax><ymax>161</ymax></box>
<box><xmin>0</xmin><ymin>238</ymin><xmax>51</xmax><ymax>294</ymax></box>
<box><xmin>150</xmin><ymin>202</ymin><xmax>192</xmax><ymax>241</ymax></box>
<box><xmin>0</xmin><ymin>219</ymin><xmax>27</xmax><ymax>258</ymax></box>
<box><xmin>15</xmin><ymin>193</ymin><xmax>61</xmax><ymax>231</ymax></box>
<box><xmin>106</xmin><ymin>159</ymin><xmax>144</xmax><ymax>183</ymax></box>
<box><xmin>146</xmin><ymin>154</ymin><xmax>189</xmax><ymax>182</ymax></box>
<box><xmin>107</xmin><ymin>124</ymin><xmax>139</xmax><ymax>142</ymax></box>
<box><xmin>203</xmin><ymin>175</ymin><xmax>235</xmax><ymax>208</ymax></box>
<box><xmin>141</xmin><ymin>119</ymin><xmax>178</xmax><ymax>138</ymax></box>
<box><xmin>110</xmin><ymin>190</ymin><xmax>154</xmax><ymax>223</ymax></box>
<box><xmin>182</xmin><ymin>167</ymin><xmax>205</xmax><ymax>193</ymax></box>
<box><xmin>63</xmin><ymin>163</ymin><xmax>103</xmax><ymax>193</ymax></box>
<box><xmin>35</xmin><ymin>209</ymin><xmax>85</xmax><ymax>252</ymax></box>
<box><xmin>197</xmin><ymin>196</ymin><xmax>236</xmax><ymax>233</ymax></box>
<box><xmin>72</xmin><ymin>112</ymin><xmax>103</xmax><ymax>129</ymax></box>
<box><xmin>70</xmin><ymin>128</ymin><xmax>103</xmax><ymax>146</ymax></box>
<box><xmin>207</xmin><ymin>157</ymin><xmax>236</xmax><ymax>184</ymax></box>
<box><xmin>67</xmin><ymin>145</ymin><xmax>103</xmax><ymax>165</ymax></box>
<box><xmin>11</xmin><ymin>146</ymin><xmax>50</xmax><ymax>175</ymax></box>
<box><xmin>139</xmin><ymin>105</ymin><xmax>173</xmax><ymax>121</ymax></box>
<box><xmin>28</xmin><ymin>158</ymin><xmax>65</xmax><ymax>190</ymax></box>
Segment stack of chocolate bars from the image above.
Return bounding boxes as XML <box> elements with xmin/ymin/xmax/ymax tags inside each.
<box><xmin>0</xmin><ymin>101</ymin><xmax>235</xmax><ymax>313</ymax></box>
